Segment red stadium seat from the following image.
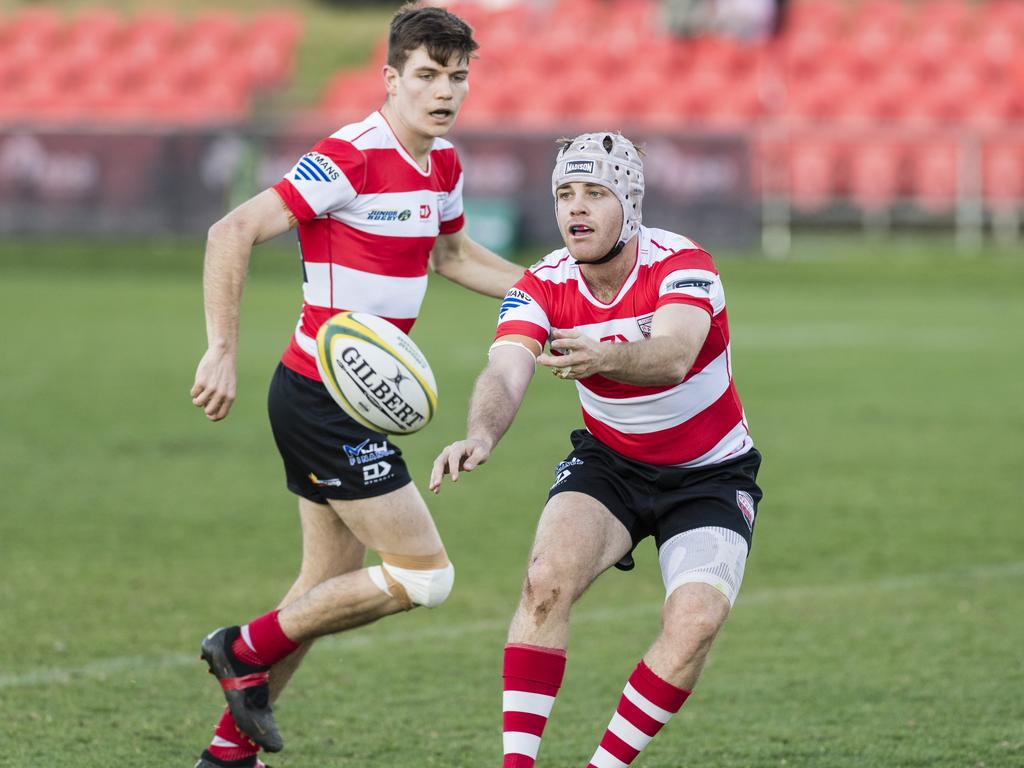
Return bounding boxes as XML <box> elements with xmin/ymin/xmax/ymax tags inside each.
<box><xmin>848</xmin><ymin>139</ymin><xmax>904</xmax><ymax>211</ymax></box>
<box><xmin>983</xmin><ymin>139</ymin><xmax>1024</xmax><ymax>209</ymax></box>
<box><xmin>784</xmin><ymin>66</ymin><xmax>855</xmax><ymax>124</ymax></box>
<box><xmin>906</xmin><ymin>139</ymin><xmax>959</xmax><ymax>213</ymax></box>
<box><xmin>786</xmin><ymin>0</ymin><xmax>847</xmax><ymax>35</ymax></box>
<box><xmin>788</xmin><ymin>138</ymin><xmax>841</xmax><ymax>212</ymax></box>
<box><xmin>916</xmin><ymin>0</ymin><xmax>976</xmax><ymax>34</ymax></box>
<box><xmin>982</xmin><ymin>0</ymin><xmax>1024</xmax><ymax>32</ymax></box>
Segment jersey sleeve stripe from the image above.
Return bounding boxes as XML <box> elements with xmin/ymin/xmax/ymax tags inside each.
<box><xmin>272</xmin><ymin>179</ymin><xmax>316</xmax><ymax>223</ymax></box>
<box><xmin>439</xmin><ymin>213</ymin><xmax>464</xmax><ymax>234</ymax></box>
<box><xmin>656</xmin><ymin>293</ymin><xmax>713</xmax><ymax>315</ymax></box>
<box><xmin>496</xmin><ymin>320</ymin><xmax>548</xmax><ymax>347</ymax></box>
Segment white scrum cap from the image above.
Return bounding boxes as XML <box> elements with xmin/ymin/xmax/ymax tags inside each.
<box><xmin>551</xmin><ymin>132</ymin><xmax>645</xmax><ymax>252</ymax></box>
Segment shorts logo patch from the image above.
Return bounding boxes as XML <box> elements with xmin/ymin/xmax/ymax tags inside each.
<box><xmin>736</xmin><ymin>490</ymin><xmax>755</xmax><ymax>530</ymax></box>
<box><xmin>362</xmin><ymin>460</ymin><xmax>392</xmax><ymax>484</ymax></box>
<box><xmin>343</xmin><ymin>439</ymin><xmax>395</xmax><ymax>466</ymax></box>
<box><xmin>308</xmin><ymin>472</ymin><xmax>343</xmax><ymax>488</ymax></box>
<box><xmin>551</xmin><ymin>456</ymin><xmax>583</xmax><ymax>489</ymax></box>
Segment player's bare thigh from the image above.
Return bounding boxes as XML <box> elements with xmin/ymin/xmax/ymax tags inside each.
<box><xmin>292</xmin><ymin>497</ymin><xmax>367</xmax><ymax>590</ymax></box>
<box><xmin>529</xmin><ymin>491</ymin><xmax>632</xmax><ymax>587</ymax></box>
<box><xmin>326</xmin><ymin>481</ymin><xmax>444</xmax><ymax>556</ymax></box>
<box><xmin>509</xmin><ymin>492</ymin><xmax>632</xmax><ymax>645</ymax></box>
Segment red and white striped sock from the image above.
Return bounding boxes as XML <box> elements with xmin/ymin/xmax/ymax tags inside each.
<box><xmin>207</xmin><ymin>708</ymin><xmax>259</xmax><ymax>763</ymax></box>
<box><xmin>502</xmin><ymin>643</ymin><xmax>567</xmax><ymax>768</ymax></box>
<box><xmin>231</xmin><ymin>609</ymin><xmax>298</xmax><ymax>668</ymax></box>
<box><xmin>586</xmin><ymin>660</ymin><xmax>691</xmax><ymax>768</ymax></box>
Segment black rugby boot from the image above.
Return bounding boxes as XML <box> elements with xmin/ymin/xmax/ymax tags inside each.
<box><xmin>200</xmin><ymin>627</ymin><xmax>283</xmax><ymax>753</ymax></box>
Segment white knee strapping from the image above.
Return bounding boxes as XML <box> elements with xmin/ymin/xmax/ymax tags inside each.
<box><xmin>658</xmin><ymin>527</ymin><xmax>749</xmax><ymax>607</ymax></box>
<box><xmin>368</xmin><ymin>561</ymin><xmax>455</xmax><ymax>608</ymax></box>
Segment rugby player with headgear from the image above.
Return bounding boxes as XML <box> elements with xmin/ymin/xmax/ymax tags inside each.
<box><xmin>188</xmin><ymin>3</ymin><xmax>522</xmax><ymax>767</ymax></box>
<box><xmin>431</xmin><ymin>132</ymin><xmax>763</xmax><ymax>768</ymax></box>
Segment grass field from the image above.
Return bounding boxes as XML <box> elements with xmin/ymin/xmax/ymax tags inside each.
<box><xmin>1</xmin><ymin>236</ymin><xmax>1022</xmax><ymax>767</ymax></box>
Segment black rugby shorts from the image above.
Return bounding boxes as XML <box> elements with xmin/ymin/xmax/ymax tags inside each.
<box><xmin>267</xmin><ymin>363</ymin><xmax>412</xmax><ymax>503</ymax></box>
<box><xmin>547</xmin><ymin>429</ymin><xmax>763</xmax><ymax>570</ymax></box>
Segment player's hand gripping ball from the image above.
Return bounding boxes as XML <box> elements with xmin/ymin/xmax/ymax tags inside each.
<box><xmin>315</xmin><ymin>311</ymin><xmax>438</xmax><ymax>435</ymax></box>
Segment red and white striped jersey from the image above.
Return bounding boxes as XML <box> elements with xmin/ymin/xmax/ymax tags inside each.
<box><xmin>495</xmin><ymin>226</ymin><xmax>752</xmax><ymax>467</ymax></box>
<box><xmin>272</xmin><ymin>110</ymin><xmax>465</xmax><ymax>380</ymax></box>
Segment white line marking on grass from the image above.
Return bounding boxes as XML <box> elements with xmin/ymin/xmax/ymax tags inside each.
<box><xmin>2</xmin><ymin>559</ymin><xmax>1021</xmax><ymax>691</ymax></box>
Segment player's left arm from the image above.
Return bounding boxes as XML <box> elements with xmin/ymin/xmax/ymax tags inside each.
<box><xmin>537</xmin><ymin>303</ymin><xmax>711</xmax><ymax>386</ymax></box>
<box><xmin>429</xmin><ymin>228</ymin><xmax>524</xmax><ymax>298</ymax></box>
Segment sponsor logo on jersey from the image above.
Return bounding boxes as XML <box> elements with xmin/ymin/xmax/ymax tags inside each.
<box><xmin>362</xmin><ymin>460</ymin><xmax>393</xmax><ymax>484</ymax></box>
<box><xmin>308</xmin><ymin>472</ymin><xmax>343</xmax><ymax>487</ymax></box>
<box><xmin>342</xmin><ymin>438</ymin><xmax>396</xmax><ymax>467</ymax></box>
<box><xmin>419</xmin><ymin>204</ymin><xmax>432</xmax><ymax>220</ymax></box>
<box><xmin>636</xmin><ymin>313</ymin><xmax>654</xmax><ymax>338</ymax></box>
<box><xmin>736</xmin><ymin>490</ymin><xmax>755</xmax><ymax>530</ymax></box>
<box><xmin>293</xmin><ymin>153</ymin><xmax>340</xmax><ymax>183</ymax></box>
<box><xmin>667</xmin><ymin>278</ymin><xmax>713</xmax><ymax>293</ymax></box>
<box><xmin>499</xmin><ymin>288</ymin><xmax>533</xmax><ymax>320</ymax></box>
<box><xmin>367</xmin><ymin>209</ymin><xmax>413</xmax><ymax>222</ymax></box>
<box><xmin>563</xmin><ymin>160</ymin><xmax>595</xmax><ymax>175</ymax></box>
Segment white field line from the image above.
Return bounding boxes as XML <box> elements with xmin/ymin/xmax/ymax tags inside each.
<box><xmin>2</xmin><ymin>559</ymin><xmax>1021</xmax><ymax>691</ymax></box>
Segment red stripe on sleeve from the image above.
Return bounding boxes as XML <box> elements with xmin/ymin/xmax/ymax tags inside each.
<box><xmin>311</xmin><ymin>138</ymin><xmax>366</xmax><ymax>192</ymax></box>
<box><xmin>272</xmin><ymin>180</ymin><xmax>316</xmax><ymax>224</ymax></box>
<box><xmin>496</xmin><ymin>320</ymin><xmax>548</xmax><ymax>347</ymax></box>
<box><xmin>440</xmin><ymin>213</ymin><xmax>465</xmax><ymax>234</ymax></box>
<box><xmin>656</xmin><ymin>293</ymin><xmax>713</xmax><ymax>315</ymax></box>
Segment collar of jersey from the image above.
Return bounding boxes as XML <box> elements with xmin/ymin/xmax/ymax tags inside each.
<box><xmin>573</xmin><ymin>227</ymin><xmax>647</xmax><ymax>309</ymax></box>
<box><xmin>371</xmin><ymin>110</ymin><xmax>433</xmax><ymax>177</ymax></box>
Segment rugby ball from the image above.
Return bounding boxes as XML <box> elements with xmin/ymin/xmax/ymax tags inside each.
<box><xmin>315</xmin><ymin>312</ymin><xmax>438</xmax><ymax>435</ymax></box>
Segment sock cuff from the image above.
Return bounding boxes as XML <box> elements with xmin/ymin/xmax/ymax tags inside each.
<box><xmin>632</xmin><ymin>660</ymin><xmax>691</xmax><ymax>713</ymax></box>
<box><xmin>247</xmin><ymin>609</ymin><xmax>299</xmax><ymax>661</ymax></box>
<box><xmin>503</xmin><ymin>643</ymin><xmax>567</xmax><ymax>687</ymax></box>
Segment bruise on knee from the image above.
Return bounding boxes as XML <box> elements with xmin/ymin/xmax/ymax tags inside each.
<box><xmin>530</xmin><ymin>586</ymin><xmax>561</xmax><ymax>627</ymax></box>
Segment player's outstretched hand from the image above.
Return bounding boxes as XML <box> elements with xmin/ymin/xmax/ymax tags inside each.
<box><xmin>191</xmin><ymin>348</ymin><xmax>237</xmax><ymax>422</ymax></box>
<box><xmin>429</xmin><ymin>438</ymin><xmax>491</xmax><ymax>493</ymax></box>
<box><xmin>537</xmin><ymin>329</ymin><xmax>604</xmax><ymax>381</ymax></box>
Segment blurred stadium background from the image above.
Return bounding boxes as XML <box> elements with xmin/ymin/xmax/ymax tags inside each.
<box><xmin>1</xmin><ymin>1</ymin><xmax>1022</xmax><ymax>767</ymax></box>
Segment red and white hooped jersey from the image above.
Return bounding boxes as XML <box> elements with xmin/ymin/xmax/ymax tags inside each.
<box><xmin>272</xmin><ymin>110</ymin><xmax>465</xmax><ymax>380</ymax></box>
<box><xmin>495</xmin><ymin>226</ymin><xmax>753</xmax><ymax>467</ymax></box>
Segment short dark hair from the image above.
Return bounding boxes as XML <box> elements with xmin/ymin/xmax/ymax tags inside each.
<box><xmin>388</xmin><ymin>3</ymin><xmax>479</xmax><ymax>72</ymax></box>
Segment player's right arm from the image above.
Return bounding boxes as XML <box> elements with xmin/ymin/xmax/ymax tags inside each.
<box><xmin>428</xmin><ymin>336</ymin><xmax>540</xmax><ymax>493</ymax></box>
<box><xmin>191</xmin><ymin>189</ymin><xmax>296</xmax><ymax>421</ymax></box>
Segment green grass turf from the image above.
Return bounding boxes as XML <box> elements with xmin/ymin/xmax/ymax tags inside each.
<box><xmin>1</xmin><ymin>235</ymin><xmax>1022</xmax><ymax>767</ymax></box>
